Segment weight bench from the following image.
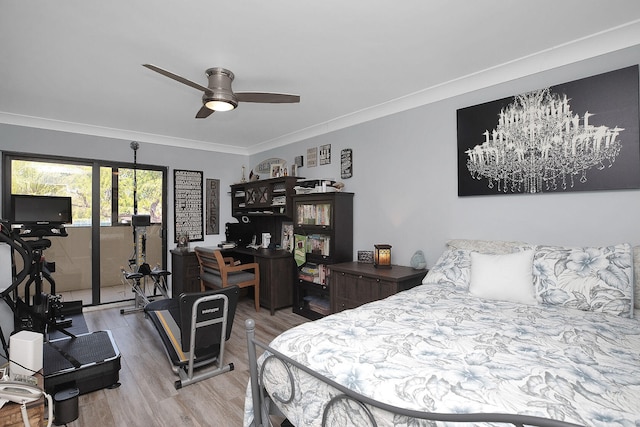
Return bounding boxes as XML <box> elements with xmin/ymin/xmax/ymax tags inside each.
<box><xmin>144</xmin><ymin>286</ymin><xmax>239</xmax><ymax>389</ymax></box>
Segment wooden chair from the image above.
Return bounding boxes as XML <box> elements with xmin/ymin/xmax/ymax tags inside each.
<box><xmin>194</xmin><ymin>246</ymin><xmax>260</xmax><ymax>312</ymax></box>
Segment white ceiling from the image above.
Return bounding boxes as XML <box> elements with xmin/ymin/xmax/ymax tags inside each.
<box><xmin>2</xmin><ymin>1</ymin><xmax>640</xmax><ymax>155</ymax></box>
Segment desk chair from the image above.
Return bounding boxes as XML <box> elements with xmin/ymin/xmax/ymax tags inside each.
<box><xmin>144</xmin><ymin>286</ymin><xmax>239</xmax><ymax>389</ymax></box>
<box><xmin>194</xmin><ymin>246</ymin><xmax>260</xmax><ymax>312</ymax></box>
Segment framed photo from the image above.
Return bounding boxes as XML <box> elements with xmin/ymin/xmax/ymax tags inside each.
<box><xmin>307</xmin><ymin>147</ymin><xmax>318</xmax><ymax>167</ymax></box>
<box><xmin>320</xmin><ymin>144</ymin><xmax>331</xmax><ymax>165</ymax></box>
<box><xmin>341</xmin><ymin>148</ymin><xmax>353</xmax><ymax>179</ymax></box>
<box><xmin>281</xmin><ymin>221</ymin><xmax>294</xmax><ymax>252</ymax></box>
<box><xmin>357</xmin><ymin>250</ymin><xmax>374</xmax><ymax>263</ymax></box>
<box><xmin>270</xmin><ymin>163</ymin><xmax>284</xmax><ymax>178</ymax></box>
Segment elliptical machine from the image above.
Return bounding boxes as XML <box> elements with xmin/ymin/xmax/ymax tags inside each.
<box><xmin>0</xmin><ymin>221</ymin><xmax>72</xmax><ymax>339</ymax></box>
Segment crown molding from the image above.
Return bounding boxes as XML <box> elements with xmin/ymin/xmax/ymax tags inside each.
<box><xmin>250</xmin><ymin>19</ymin><xmax>640</xmax><ymax>155</ymax></box>
<box><xmin>0</xmin><ymin>112</ymin><xmax>249</xmax><ymax>155</ymax></box>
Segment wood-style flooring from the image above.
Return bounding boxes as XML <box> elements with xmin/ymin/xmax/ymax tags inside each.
<box><xmin>63</xmin><ymin>297</ymin><xmax>307</xmax><ymax>427</ymax></box>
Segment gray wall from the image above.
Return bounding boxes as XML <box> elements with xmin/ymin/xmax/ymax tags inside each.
<box><xmin>253</xmin><ymin>45</ymin><xmax>640</xmax><ymax>268</ymax></box>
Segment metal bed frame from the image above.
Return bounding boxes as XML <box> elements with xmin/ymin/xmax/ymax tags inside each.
<box><xmin>245</xmin><ymin>319</ymin><xmax>584</xmax><ymax>427</ymax></box>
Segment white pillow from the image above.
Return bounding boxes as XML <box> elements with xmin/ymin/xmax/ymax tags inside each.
<box><xmin>469</xmin><ymin>250</ymin><xmax>537</xmax><ymax>305</ymax></box>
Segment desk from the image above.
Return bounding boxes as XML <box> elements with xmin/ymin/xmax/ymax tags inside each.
<box><xmin>225</xmin><ymin>247</ymin><xmax>294</xmax><ymax>316</ymax></box>
<box><xmin>171</xmin><ymin>247</ymin><xmax>294</xmax><ymax>315</ymax></box>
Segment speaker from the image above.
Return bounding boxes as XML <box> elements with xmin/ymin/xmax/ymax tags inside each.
<box><xmin>9</xmin><ymin>330</ymin><xmax>43</xmax><ymax>377</ymax></box>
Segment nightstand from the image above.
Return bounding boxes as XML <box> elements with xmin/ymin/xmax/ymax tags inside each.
<box><xmin>330</xmin><ymin>262</ymin><xmax>427</xmax><ymax>313</ymax></box>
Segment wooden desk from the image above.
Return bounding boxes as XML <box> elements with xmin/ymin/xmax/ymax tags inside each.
<box><xmin>171</xmin><ymin>247</ymin><xmax>294</xmax><ymax>315</ymax></box>
<box><xmin>225</xmin><ymin>247</ymin><xmax>294</xmax><ymax>315</ymax></box>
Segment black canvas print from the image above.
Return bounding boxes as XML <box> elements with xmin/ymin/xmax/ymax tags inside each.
<box><xmin>457</xmin><ymin>66</ymin><xmax>640</xmax><ymax>196</ymax></box>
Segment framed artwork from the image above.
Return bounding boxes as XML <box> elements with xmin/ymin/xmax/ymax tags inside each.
<box><xmin>281</xmin><ymin>221</ymin><xmax>294</xmax><ymax>252</ymax></box>
<box><xmin>174</xmin><ymin>169</ymin><xmax>203</xmax><ymax>242</ymax></box>
<box><xmin>270</xmin><ymin>163</ymin><xmax>284</xmax><ymax>178</ymax></box>
<box><xmin>205</xmin><ymin>178</ymin><xmax>220</xmax><ymax>235</ymax></box>
<box><xmin>457</xmin><ymin>65</ymin><xmax>640</xmax><ymax>196</ymax></box>
<box><xmin>319</xmin><ymin>144</ymin><xmax>331</xmax><ymax>165</ymax></box>
<box><xmin>255</xmin><ymin>157</ymin><xmax>286</xmax><ymax>178</ymax></box>
<box><xmin>307</xmin><ymin>147</ymin><xmax>318</xmax><ymax>167</ymax></box>
<box><xmin>358</xmin><ymin>250</ymin><xmax>374</xmax><ymax>263</ymax></box>
<box><xmin>341</xmin><ymin>148</ymin><xmax>353</xmax><ymax>179</ymax></box>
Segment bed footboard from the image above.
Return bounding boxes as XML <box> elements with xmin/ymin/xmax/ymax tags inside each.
<box><xmin>244</xmin><ymin>319</ymin><xmax>583</xmax><ymax>427</ymax></box>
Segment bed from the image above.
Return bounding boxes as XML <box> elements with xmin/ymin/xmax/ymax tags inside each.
<box><xmin>244</xmin><ymin>240</ymin><xmax>640</xmax><ymax>426</ymax></box>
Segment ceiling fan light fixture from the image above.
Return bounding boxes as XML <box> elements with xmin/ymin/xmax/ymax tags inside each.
<box><xmin>205</xmin><ymin>99</ymin><xmax>236</xmax><ymax>111</ymax></box>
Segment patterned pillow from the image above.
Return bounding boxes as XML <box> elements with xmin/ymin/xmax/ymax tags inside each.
<box><xmin>422</xmin><ymin>249</ymin><xmax>472</xmax><ymax>289</ymax></box>
<box><xmin>425</xmin><ymin>241</ymin><xmax>535</xmax><ymax>289</ymax></box>
<box><xmin>533</xmin><ymin>244</ymin><xmax>634</xmax><ymax>318</ymax></box>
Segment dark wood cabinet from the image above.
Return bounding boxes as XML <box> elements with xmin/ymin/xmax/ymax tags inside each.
<box><xmin>292</xmin><ymin>192</ymin><xmax>353</xmax><ymax>319</ymax></box>
<box><xmin>330</xmin><ymin>262</ymin><xmax>427</xmax><ymax>313</ymax></box>
<box><xmin>228</xmin><ymin>247</ymin><xmax>294</xmax><ymax>315</ymax></box>
<box><xmin>170</xmin><ymin>249</ymin><xmax>201</xmax><ymax>296</ymax></box>
<box><xmin>231</xmin><ymin>176</ymin><xmax>300</xmax><ymax>219</ymax></box>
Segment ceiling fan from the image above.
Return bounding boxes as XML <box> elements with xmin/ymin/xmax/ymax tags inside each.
<box><xmin>143</xmin><ymin>64</ymin><xmax>300</xmax><ymax>118</ymax></box>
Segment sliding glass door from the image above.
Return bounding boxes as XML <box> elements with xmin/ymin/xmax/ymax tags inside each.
<box><xmin>3</xmin><ymin>153</ymin><xmax>167</xmax><ymax>306</ymax></box>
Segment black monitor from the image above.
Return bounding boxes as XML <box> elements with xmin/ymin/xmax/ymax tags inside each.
<box><xmin>225</xmin><ymin>222</ymin><xmax>254</xmax><ymax>246</ymax></box>
<box><xmin>10</xmin><ymin>195</ymin><xmax>72</xmax><ymax>225</ymax></box>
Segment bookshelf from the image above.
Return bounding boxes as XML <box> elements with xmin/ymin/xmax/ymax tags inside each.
<box><xmin>292</xmin><ymin>192</ymin><xmax>353</xmax><ymax>320</ymax></box>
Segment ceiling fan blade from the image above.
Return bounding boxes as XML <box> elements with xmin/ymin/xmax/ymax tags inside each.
<box><xmin>143</xmin><ymin>64</ymin><xmax>210</xmax><ymax>93</ymax></box>
<box><xmin>195</xmin><ymin>106</ymin><xmax>214</xmax><ymax>119</ymax></box>
<box><xmin>236</xmin><ymin>92</ymin><xmax>300</xmax><ymax>104</ymax></box>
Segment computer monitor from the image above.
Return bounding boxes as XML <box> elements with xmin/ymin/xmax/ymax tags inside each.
<box><xmin>225</xmin><ymin>222</ymin><xmax>254</xmax><ymax>246</ymax></box>
<box><xmin>10</xmin><ymin>195</ymin><xmax>72</xmax><ymax>225</ymax></box>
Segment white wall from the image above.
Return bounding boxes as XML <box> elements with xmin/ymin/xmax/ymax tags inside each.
<box><xmin>252</xmin><ymin>45</ymin><xmax>640</xmax><ymax>268</ymax></box>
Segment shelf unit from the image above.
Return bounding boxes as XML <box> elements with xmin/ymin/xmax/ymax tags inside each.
<box><xmin>292</xmin><ymin>192</ymin><xmax>353</xmax><ymax>320</ymax></box>
<box><xmin>230</xmin><ymin>176</ymin><xmax>300</xmax><ymax>219</ymax></box>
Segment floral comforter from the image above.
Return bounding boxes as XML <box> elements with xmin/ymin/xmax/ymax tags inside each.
<box><xmin>244</xmin><ymin>283</ymin><xmax>640</xmax><ymax>426</ymax></box>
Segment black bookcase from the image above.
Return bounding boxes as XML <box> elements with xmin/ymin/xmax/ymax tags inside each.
<box><xmin>292</xmin><ymin>192</ymin><xmax>353</xmax><ymax>319</ymax></box>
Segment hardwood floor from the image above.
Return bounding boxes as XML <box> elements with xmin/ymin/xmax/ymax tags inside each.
<box><xmin>63</xmin><ymin>297</ymin><xmax>308</xmax><ymax>427</ymax></box>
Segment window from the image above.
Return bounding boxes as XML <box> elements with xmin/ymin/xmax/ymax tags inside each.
<box><xmin>3</xmin><ymin>152</ymin><xmax>167</xmax><ymax>305</ymax></box>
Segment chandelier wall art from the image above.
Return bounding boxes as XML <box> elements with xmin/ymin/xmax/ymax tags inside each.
<box><xmin>457</xmin><ymin>66</ymin><xmax>640</xmax><ymax>196</ymax></box>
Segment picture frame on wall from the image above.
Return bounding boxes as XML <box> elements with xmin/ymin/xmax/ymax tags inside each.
<box><xmin>341</xmin><ymin>148</ymin><xmax>353</xmax><ymax>179</ymax></box>
<box><xmin>319</xmin><ymin>144</ymin><xmax>331</xmax><ymax>165</ymax></box>
<box><xmin>174</xmin><ymin>169</ymin><xmax>204</xmax><ymax>242</ymax></box>
<box><xmin>307</xmin><ymin>147</ymin><xmax>318</xmax><ymax>167</ymax></box>
<box><xmin>205</xmin><ymin>178</ymin><xmax>220</xmax><ymax>235</ymax></box>
<box><xmin>457</xmin><ymin>65</ymin><xmax>640</xmax><ymax>196</ymax></box>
